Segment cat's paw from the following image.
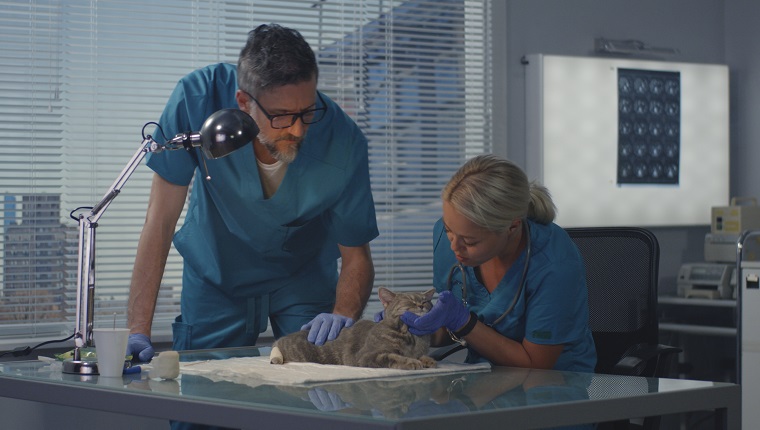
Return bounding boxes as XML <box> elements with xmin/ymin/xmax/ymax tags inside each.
<box><xmin>419</xmin><ymin>355</ymin><xmax>437</xmax><ymax>368</ymax></box>
<box><xmin>399</xmin><ymin>360</ymin><xmax>424</xmax><ymax>370</ymax></box>
<box><xmin>270</xmin><ymin>346</ymin><xmax>284</xmax><ymax>364</ymax></box>
<box><xmin>390</xmin><ymin>358</ymin><xmax>425</xmax><ymax>370</ymax></box>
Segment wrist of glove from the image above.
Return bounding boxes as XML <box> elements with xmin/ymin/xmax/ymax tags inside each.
<box><xmin>301</xmin><ymin>313</ymin><xmax>355</xmax><ymax>346</ymax></box>
<box><xmin>400</xmin><ymin>290</ymin><xmax>471</xmax><ymax>336</ymax></box>
<box><xmin>127</xmin><ymin>333</ymin><xmax>155</xmax><ymax>363</ymax></box>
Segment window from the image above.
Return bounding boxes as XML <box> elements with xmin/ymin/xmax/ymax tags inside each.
<box><xmin>0</xmin><ymin>0</ymin><xmax>492</xmax><ymax>346</ymax></box>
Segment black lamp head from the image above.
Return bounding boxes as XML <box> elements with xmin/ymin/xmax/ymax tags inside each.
<box><xmin>199</xmin><ymin>109</ymin><xmax>259</xmax><ymax>159</ymax></box>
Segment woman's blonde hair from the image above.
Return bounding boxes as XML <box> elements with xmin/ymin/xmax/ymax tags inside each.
<box><xmin>442</xmin><ymin>154</ymin><xmax>556</xmax><ymax>231</ymax></box>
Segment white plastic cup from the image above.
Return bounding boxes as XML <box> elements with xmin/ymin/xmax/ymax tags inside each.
<box><xmin>93</xmin><ymin>328</ymin><xmax>130</xmax><ymax>377</ymax></box>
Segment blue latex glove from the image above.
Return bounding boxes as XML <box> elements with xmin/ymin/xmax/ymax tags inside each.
<box><xmin>373</xmin><ymin>309</ymin><xmax>385</xmax><ymax>323</ymax></box>
<box><xmin>400</xmin><ymin>290</ymin><xmax>470</xmax><ymax>336</ymax></box>
<box><xmin>301</xmin><ymin>313</ymin><xmax>355</xmax><ymax>346</ymax></box>
<box><xmin>306</xmin><ymin>387</ymin><xmax>352</xmax><ymax>411</ymax></box>
<box><xmin>126</xmin><ymin>333</ymin><xmax>155</xmax><ymax>363</ymax></box>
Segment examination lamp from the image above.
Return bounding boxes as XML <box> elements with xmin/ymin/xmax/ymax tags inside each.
<box><xmin>62</xmin><ymin>109</ymin><xmax>259</xmax><ymax>375</ymax></box>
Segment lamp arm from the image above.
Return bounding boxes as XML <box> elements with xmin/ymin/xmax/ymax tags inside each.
<box><xmin>65</xmin><ymin>109</ymin><xmax>255</xmax><ymax>373</ymax></box>
<box><xmin>72</xmin><ymin>136</ymin><xmax>163</xmax><ymax>352</ymax></box>
<box><xmin>89</xmin><ymin>137</ymin><xmax>165</xmax><ymax>223</ymax></box>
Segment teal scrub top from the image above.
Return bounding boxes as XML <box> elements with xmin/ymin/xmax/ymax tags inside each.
<box><xmin>147</xmin><ymin>63</ymin><xmax>379</xmax><ymax>298</ymax></box>
<box><xmin>433</xmin><ymin>218</ymin><xmax>597</xmax><ymax>372</ymax></box>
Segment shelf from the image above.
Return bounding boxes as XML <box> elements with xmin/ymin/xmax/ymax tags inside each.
<box><xmin>658</xmin><ymin>296</ymin><xmax>737</xmax><ymax>308</ymax></box>
<box><xmin>659</xmin><ymin>323</ymin><xmax>736</xmax><ymax>337</ymax></box>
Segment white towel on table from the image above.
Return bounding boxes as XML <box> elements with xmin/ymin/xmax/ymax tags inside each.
<box><xmin>179</xmin><ymin>355</ymin><xmax>491</xmax><ymax>387</ymax></box>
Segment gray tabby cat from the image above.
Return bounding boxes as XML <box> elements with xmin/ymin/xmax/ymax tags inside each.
<box><xmin>270</xmin><ymin>287</ymin><xmax>437</xmax><ymax>369</ymax></box>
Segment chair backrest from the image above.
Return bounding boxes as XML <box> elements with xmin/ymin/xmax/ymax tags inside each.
<box><xmin>565</xmin><ymin>227</ymin><xmax>660</xmax><ymax>376</ymax></box>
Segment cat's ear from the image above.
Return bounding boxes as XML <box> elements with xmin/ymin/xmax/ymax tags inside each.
<box><xmin>378</xmin><ymin>287</ymin><xmax>396</xmax><ymax>307</ymax></box>
<box><xmin>424</xmin><ymin>288</ymin><xmax>436</xmax><ymax>301</ymax></box>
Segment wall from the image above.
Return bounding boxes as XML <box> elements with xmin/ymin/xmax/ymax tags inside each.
<box><xmin>500</xmin><ymin>0</ymin><xmax>732</xmax><ymax>291</ymax></box>
<box><xmin>725</xmin><ymin>0</ymin><xmax>760</xmax><ymax>199</ymax></box>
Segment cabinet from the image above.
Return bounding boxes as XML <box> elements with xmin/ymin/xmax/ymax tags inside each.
<box><xmin>658</xmin><ymin>295</ymin><xmax>737</xmax><ymax>383</ymax></box>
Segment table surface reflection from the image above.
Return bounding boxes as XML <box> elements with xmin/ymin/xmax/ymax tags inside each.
<box><xmin>0</xmin><ymin>346</ymin><xmax>740</xmax><ymax>429</ymax></box>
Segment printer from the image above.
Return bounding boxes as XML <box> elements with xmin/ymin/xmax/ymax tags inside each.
<box><xmin>677</xmin><ymin>262</ymin><xmax>736</xmax><ymax>299</ymax></box>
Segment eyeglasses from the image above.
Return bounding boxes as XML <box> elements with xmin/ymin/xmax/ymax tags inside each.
<box><xmin>242</xmin><ymin>90</ymin><xmax>327</xmax><ymax>129</ymax></box>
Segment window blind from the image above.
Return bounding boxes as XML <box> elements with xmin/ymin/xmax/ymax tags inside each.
<box><xmin>0</xmin><ymin>0</ymin><xmax>492</xmax><ymax>347</ymax></box>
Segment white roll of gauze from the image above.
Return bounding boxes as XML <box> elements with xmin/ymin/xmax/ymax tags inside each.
<box><xmin>151</xmin><ymin>351</ymin><xmax>180</xmax><ymax>380</ymax></box>
<box><xmin>269</xmin><ymin>345</ymin><xmax>284</xmax><ymax>364</ymax></box>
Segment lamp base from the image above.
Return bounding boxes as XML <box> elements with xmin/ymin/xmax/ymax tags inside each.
<box><xmin>62</xmin><ymin>359</ymin><xmax>98</xmax><ymax>375</ymax></box>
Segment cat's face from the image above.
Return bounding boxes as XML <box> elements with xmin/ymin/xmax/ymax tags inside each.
<box><xmin>380</xmin><ymin>288</ymin><xmax>435</xmax><ymax>320</ymax></box>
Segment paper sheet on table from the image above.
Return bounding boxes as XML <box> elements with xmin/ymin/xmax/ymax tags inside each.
<box><xmin>179</xmin><ymin>355</ymin><xmax>491</xmax><ymax>387</ymax></box>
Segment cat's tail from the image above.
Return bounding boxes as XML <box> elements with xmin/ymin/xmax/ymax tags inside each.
<box><xmin>270</xmin><ymin>345</ymin><xmax>284</xmax><ymax>364</ymax></box>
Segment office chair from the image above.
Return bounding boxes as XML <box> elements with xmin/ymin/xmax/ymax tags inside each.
<box><xmin>565</xmin><ymin>227</ymin><xmax>681</xmax><ymax>430</ymax></box>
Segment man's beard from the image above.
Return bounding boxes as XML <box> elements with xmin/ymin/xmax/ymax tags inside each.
<box><xmin>259</xmin><ymin>134</ymin><xmax>302</xmax><ymax>164</ymax></box>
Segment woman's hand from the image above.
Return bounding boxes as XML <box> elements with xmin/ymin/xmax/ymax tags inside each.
<box><xmin>400</xmin><ymin>291</ymin><xmax>471</xmax><ymax>336</ymax></box>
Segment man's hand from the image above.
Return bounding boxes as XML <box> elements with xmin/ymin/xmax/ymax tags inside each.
<box><xmin>301</xmin><ymin>313</ymin><xmax>355</xmax><ymax>346</ymax></box>
<box><xmin>126</xmin><ymin>333</ymin><xmax>155</xmax><ymax>363</ymax></box>
<box><xmin>400</xmin><ymin>290</ymin><xmax>470</xmax><ymax>336</ymax></box>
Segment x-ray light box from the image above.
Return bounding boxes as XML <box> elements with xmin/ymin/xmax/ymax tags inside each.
<box><xmin>525</xmin><ymin>54</ymin><xmax>729</xmax><ymax>227</ymax></box>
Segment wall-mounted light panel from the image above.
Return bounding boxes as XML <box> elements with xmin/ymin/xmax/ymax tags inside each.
<box><xmin>525</xmin><ymin>54</ymin><xmax>729</xmax><ymax>227</ymax></box>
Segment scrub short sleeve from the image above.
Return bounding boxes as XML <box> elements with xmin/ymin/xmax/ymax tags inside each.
<box><xmin>146</xmin><ymin>63</ymin><xmax>239</xmax><ymax>186</ymax></box>
<box><xmin>145</xmin><ymin>82</ymin><xmax>200</xmax><ymax>186</ymax></box>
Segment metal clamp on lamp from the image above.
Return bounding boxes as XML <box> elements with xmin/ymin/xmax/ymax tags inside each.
<box><xmin>63</xmin><ymin>109</ymin><xmax>258</xmax><ymax>375</ymax></box>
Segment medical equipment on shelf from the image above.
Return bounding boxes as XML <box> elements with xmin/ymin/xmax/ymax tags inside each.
<box><xmin>711</xmin><ymin>197</ymin><xmax>760</xmax><ymax>235</ymax></box>
<box><xmin>446</xmin><ymin>221</ymin><xmax>532</xmax><ymax>327</ymax></box>
<box><xmin>704</xmin><ymin>233</ymin><xmax>741</xmax><ymax>263</ymax></box>
<box><xmin>704</xmin><ymin>197</ymin><xmax>760</xmax><ymax>265</ymax></box>
<box><xmin>676</xmin><ymin>262</ymin><xmax>735</xmax><ymax>300</ymax></box>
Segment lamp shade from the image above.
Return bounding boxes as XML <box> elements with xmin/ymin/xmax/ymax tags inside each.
<box><xmin>199</xmin><ymin>109</ymin><xmax>259</xmax><ymax>159</ymax></box>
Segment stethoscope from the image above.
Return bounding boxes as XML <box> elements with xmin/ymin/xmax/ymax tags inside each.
<box><xmin>446</xmin><ymin>220</ymin><xmax>531</xmax><ymax>327</ymax></box>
